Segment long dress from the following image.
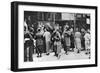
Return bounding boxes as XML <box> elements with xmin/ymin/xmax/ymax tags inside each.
<box><xmin>84</xmin><ymin>33</ymin><xmax>91</xmax><ymax>50</ymax></box>
<box><xmin>75</xmin><ymin>32</ymin><xmax>81</xmax><ymax>50</ymax></box>
<box><xmin>43</xmin><ymin>31</ymin><xmax>51</xmax><ymax>54</ymax></box>
<box><xmin>36</xmin><ymin>33</ymin><xmax>44</xmax><ymax>54</ymax></box>
<box><xmin>56</xmin><ymin>31</ymin><xmax>62</xmax><ymax>55</ymax></box>
<box><xmin>63</xmin><ymin>31</ymin><xmax>71</xmax><ymax>47</ymax></box>
<box><xmin>81</xmin><ymin>32</ymin><xmax>85</xmax><ymax>50</ymax></box>
<box><xmin>70</xmin><ymin>32</ymin><xmax>75</xmax><ymax>49</ymax></box>
<box><xmin>24</xmin><ymin>33</ymin><xmax>33</xmax><ymax>62</ymax></box>
<box><xmin>53</xmin><ymin>31</ymin><xmax>62</xmax><ymax>55</ymax></box>
<box><xmin>63</xmin><ymin>30</ymin><xmax>71</xmax><ymax>53</ymax></box>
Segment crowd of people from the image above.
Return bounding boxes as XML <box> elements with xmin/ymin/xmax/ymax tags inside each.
<box><xmin>24</xmin><ymin>21</ymin><xmax>91</xmax><ymax>62</ymax></box>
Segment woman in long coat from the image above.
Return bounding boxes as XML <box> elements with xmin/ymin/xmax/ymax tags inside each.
<box><xmin>84</xmin><ymin>29</ymin><xmax>91</xmax><ymax>55</ymax></box>
<box><xmin>75</xmin><ymin>28</ymin><xmax>81</xmax><ymax>53</ymax></box>
<box><xmin>70</xmin><ymin>28</ymin><xmax>75</xmax><ymax>51</ymax></box>
<box><xmin>43</xmin><ymin>29</ymin><xmax>51</xmax><ymax>55</ymax></box>
<box><xmin>54</xmin><ymin>30</ymin><xmax>62</xmax><ymax>59</ymax></box>
<box><xmin>36</xmin><ymin>29</ymin><xmax>44</xmax><ymax>57</ymax></box>
<box><xmin>24</xmin><ymin>30</ymin><xmax>33</xmax><ymax>62</ymax></box>
<box><xmin>63</xmin><ymin>28</ymin><xmax>71</xmax><ymax>55</ymax></box>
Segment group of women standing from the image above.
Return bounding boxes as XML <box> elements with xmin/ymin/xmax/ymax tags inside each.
<box><xmin>24</xmin><ymin>21</ymin><xmax>91</xmax><ymax>61</ymax></box>
<box><xmin>51</xmin><ymin>24</ymin><xmax>91</xmax><ymax>59</ymax></box>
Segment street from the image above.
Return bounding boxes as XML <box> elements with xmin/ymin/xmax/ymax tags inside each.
<box><xmin>32</xmin><ymin>49</ymin><xmax>90</xmax><ymax>62</ymax></box>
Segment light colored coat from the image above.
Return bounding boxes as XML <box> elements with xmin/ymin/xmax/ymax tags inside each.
<box><xmin>43</xmin><ymin>31</ymin><xmax>51</xmax><ymax>53</ymax></box>
<box><xmin>75</xmin><ymin>32</ymin><xmax>81</xmax><ymax>49</ymax></box>
<box><xmin>84</xmin><ymin>33</ymin><xmax>91</xmax><ymax>49</ymax></box>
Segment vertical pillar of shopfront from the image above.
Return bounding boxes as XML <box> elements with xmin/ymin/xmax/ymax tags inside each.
<box><xmin>42</xmin><ymin>12</ymin><xmax>44</xmax><ymax>21</ymax></box>
<box><xmin>74</xmin><ymin>13</ymin><xmax>76</xmax><ymax>32</ymax></box>
<box><xmin>53</xmin><ymin>13</ymin><xmax>55</xmax><ymax>25</ymax></box>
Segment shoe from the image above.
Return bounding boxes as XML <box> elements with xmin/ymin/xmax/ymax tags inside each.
<box><xmin>57</xmin><ymin>55</ymin><xmax>60</xmax><ymax>59</ymax></box>
<box><xmin>65</xmin><ymin>53</ymin><xmax>68</xmax><ymax>55</ymax></box>
<box><xmin>29</xmin><ymin>60</ymin><xmax>33</xmax><ymax>62</ymax></box>
<box><xmin>88</xmin><ymin>52</ymin><xmax>90</xmax><ymax>54</ymax></box>
<box><xmin>77</xmin><ymin>50</ymin><xmax>80</xmax><ymax>53</ymax></box>
<box><xmin>54</xmin><ymin>53</ymin><xmax>57</xmax><ymax>56</ymax></box>
<box><xmin>55</xmin><ymin>54</ymin><xmax>58</xmax><ymax>57</ymax></box>
<box><xmin>54</xmin><ymin>54</ymin><xmax>56</xmax><ymax>56</ymax></box>
<box><xmin>85</xmin><ymin>52</ymin><xmax>88</xmax><ymax>55</ymax></box>
<box><xmin>40</xmin><ymin>55</ymin><xmax>42</xmax><ymax>57</ymax></box>
<box><xmin>46</xmin><ymin>53</ymin><xmax>50</xmax><ymax>55</ymax></box>
<box><xmin>56</xmin><ymin>54</ymin><xmax>58</xmax><ymax>57</ymax></box>
<box><xmin>37</xmin><ymin>55</ymin><xmax>39</xmax><ymax>57</ymax></box>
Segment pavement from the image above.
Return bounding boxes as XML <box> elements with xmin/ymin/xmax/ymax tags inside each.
<box><xmin>32</xmin><ymin>48</ymin><xmax>90</xmax><ymax>62</ymax></box>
